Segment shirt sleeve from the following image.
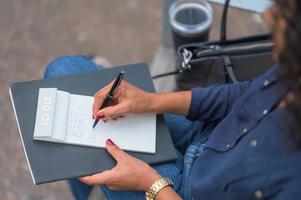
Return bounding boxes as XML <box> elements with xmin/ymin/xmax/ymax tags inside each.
<box><xmin>186</xmin><ymin>80</ymin><xmax>252</xmax><ymax>122</ymax></box>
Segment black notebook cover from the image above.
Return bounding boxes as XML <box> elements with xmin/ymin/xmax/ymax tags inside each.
<box><xmin>9</xmin><ymin>63</ymin><xmax>177</xmax><ymax>185</ymax></box>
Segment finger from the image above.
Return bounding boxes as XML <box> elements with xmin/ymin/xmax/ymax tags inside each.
<box><xmin>106</xmin><ymin>114</ymin><xmax>125</xmax><ymax>121</ymax></box>
<box><xmin>93</xmin><ymin>92</ymin><xmax>107</xmax><ymax>119</ymax></box>
<box><xmin>97</xmin><ymin>102</ymin><xmax>128</xmax><ymax>119</ymax></box>
<box><xmin>92</xmin><ymin>82</ymin><xmax>114</xmax><ymax>118</ymax></box>
<box><xmin>111</xmin><ymin>115</ymin><xmax>124</xmax><ymax>121</ymax></box>
<box><xmin>79</xmin><ymin>170</ymin><xmax>113</xmax><ymax>186</ymax></box>
<box><xmin>93</xmin><ymin>98</ymin><xmax>104</xmax><ymax>119</ymax></box>
<box><xmin>105</xmin><ymin>139</ymin><xmax>127</xmax><ymax>161</ymax></box>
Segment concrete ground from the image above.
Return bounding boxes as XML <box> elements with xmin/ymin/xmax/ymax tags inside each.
<box><xmin>0</xmin><ymin>1</ymin><xmax>268</xmax><ymax>199</ymax></box>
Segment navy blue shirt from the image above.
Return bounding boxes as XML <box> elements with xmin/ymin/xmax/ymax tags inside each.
<box><xmin>187</xmin><ymin>65</ymin><xmax>301</xmax><ymax>199</ymax></box>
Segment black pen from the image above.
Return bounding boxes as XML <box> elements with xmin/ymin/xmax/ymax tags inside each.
<box><xmin>92</xmin><ymin>71</ymin><xmax>125</xmax><ymax>128</ymax></box>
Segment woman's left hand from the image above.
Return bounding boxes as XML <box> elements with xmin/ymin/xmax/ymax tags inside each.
<box><xmin>79</xmin><ymin>139</ymin><xmax>162</xmax><ymax>191</ymax></box>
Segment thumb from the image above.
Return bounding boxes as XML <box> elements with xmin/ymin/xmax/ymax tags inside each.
<box><xmin>105</xmin><ymin>139</ymin><xmax>126</xmax><ymax>161</ymax></box>
<box><xmin>97</xmin><ymin>103</ymin><xmax>127</xmax><ymax>119</ymax></box>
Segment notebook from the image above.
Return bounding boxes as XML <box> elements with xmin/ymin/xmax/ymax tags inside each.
<box><xmin>33</xmin><ymin>88</ymin><xmax>156</xmax><ymax>153</ymax></box>
<box><xmin>9</xmin><ymin>63</ymin><xmax>177</xmax><ymax>184</ymax></box>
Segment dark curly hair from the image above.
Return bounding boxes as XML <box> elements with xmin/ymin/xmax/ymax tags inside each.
<box><xmin>271</xmin><ymin>0</ymin><xmax>301</xmax><ymax>146</ymax></box>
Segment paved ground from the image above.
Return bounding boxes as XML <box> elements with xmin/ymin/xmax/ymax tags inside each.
<box><xmin>0</xmin><ymin>1</ymin><xmax>268</xmax><ymax>199</ymax></box>
<box><xmin>0</xmin><ymin>1</ymin><xmax>161</xmax><ymax>199</ymax></box>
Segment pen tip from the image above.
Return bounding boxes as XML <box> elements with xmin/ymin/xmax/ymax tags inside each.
<box><xmin>92</xmin><ymin>120</ymin><xmax>98</xmax><ymax>128</ymax></box>
<box><xmin>120</xmin><ymin>70</ymin><xmax>125</xmax><ymax>74</ymax></box>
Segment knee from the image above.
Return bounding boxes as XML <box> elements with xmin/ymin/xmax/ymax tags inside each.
<box><xmin>44</xmin><ymin>55</ymin><xmax>99</xmax><ymax>78</ymax></box>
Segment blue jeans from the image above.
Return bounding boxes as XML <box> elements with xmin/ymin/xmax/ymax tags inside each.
<box><xmin>44</xmin><ymin>55</ymin><xmax>212</xmax><ymax>200</ymax></box>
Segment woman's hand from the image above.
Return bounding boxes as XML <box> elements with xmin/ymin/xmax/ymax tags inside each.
<box><xmin>92</xmin><ymin>80</ymin><xmax>192</xmax><ymax>120</ymax></box>
<box><xmin>79</xmin><ymin>139</ymin><xmax>162</xmax><ymax>191</ymax></box>
<box><xmin>93</xmin><ymin>80</ymin><xmax>154</xmax><ymax>120</ymax></box>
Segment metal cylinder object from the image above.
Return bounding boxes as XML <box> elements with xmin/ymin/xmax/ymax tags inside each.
<box><xmin>169</xmin><ymin>0</ymin><xmax>213</xmax><ymax>50</ymax></box>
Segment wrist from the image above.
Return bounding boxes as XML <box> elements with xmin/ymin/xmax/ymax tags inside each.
<box><xmin>145</xmin><ymin>177</ymin><xmax>174</xmax><ymax>200</ymax></box>
<box><xmin>147</xmin><ymin>93</ymin><xmax>162</xmax><ymax>113</ymax></box>
<box><xmin>143</xmin><ymin>170</ymin><xmax>162</xmax><ymax>191</ymax></box>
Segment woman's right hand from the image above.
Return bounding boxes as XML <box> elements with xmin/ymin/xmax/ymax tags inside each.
<box><xmin>92</xmin><ymin>80</ymin><xmax>154</xmax><ymax>120</ymax></box>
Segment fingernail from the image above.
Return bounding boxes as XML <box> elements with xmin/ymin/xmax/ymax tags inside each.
<box><xmin>106</xmin><ymin>139</ymin><xmax>115</xmax><ymax>146</ymax></box>
<box><xmin>96</xmin><ymin>112</ymin><xmax>105</xmax><ymax>120</ymax></box>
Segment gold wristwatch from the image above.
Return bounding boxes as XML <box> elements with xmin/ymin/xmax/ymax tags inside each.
<box><xmin>145</xmin><ymin>177</ymin><xmax>173</xmax><ymax>200</ymax></box>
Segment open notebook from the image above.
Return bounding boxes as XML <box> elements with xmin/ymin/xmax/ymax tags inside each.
<box><xmin>9</xmin><ymin>63</ymin><xmax>177</xmax><ymax>184</ymax></box>
<box><xmin>34</xmin><ymin>88</ymin><xmax>156</xmax><ymax>153</ymax></box>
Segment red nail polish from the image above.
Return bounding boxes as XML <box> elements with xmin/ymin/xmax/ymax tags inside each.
<box><xmin>106</xmin><ymin>139</ymin><xmax>115</xmax><ymax>146</ymax></box>
<box><xmin>96</xmin><ymin>113</ymin><xmax>105</xmax><ymax>120</ymax></box>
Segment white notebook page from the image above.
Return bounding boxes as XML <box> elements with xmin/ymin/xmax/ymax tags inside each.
<box><xmin>34</xmin><ymin>88</ymin><xmax>156</xmax><ymax>153</ymax></box>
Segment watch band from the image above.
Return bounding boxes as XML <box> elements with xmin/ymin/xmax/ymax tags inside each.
<box><xmin>145</xmin><ymin>177</ymin><xmax>173</xmax><ymax>200</ymax></box>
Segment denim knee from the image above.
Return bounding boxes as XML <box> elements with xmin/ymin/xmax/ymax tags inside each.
<box><xmin>44</xmin><ymin>55</ymin><xmax>99</xmax><ymax>78</ymax></box>
<box><xmin>164</xmin><ymin>114</ymin><xmax>204</xmax><ymax>155</ymax></box>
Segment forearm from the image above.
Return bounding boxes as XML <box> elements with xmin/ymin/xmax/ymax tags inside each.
<box><xmin>148</xmin><ymin>91</ymin><xmax>191</xmax><ymax>116</ymax></box>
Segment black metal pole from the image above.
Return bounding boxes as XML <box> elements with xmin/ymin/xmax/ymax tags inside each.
<box><xmin>220</xmin><ymin>0</ymin><xmax>231</xmax><ymax>43</ymax></box>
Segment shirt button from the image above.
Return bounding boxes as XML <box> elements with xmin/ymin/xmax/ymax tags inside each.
<box><xmin>254</xmin><ymin>189</ymin><xmax>263</xmax><ymax>199</ymax></box>
<box><xmin>262</xmin><ymin>109</ymin><xmax>268</xmax><ymax>116</ymax></box>
<box><xmin>250</xmin><ymin>139</ymin><xmax>257</xmax><ymax>147</ymax></box>
<box><xmin>242</xmin><ymin>128</ymin><xmax>248</xmax><ymax>133</ymax></box>
<box><xmin>226</xmin><ymin>144</ymin><xmax>230</xmax><ymax>148</ymax></box>
<box><xmin>263</xmin><ymin>80</ymin><xmax>269</xmax><ymax>86</ymax></box>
